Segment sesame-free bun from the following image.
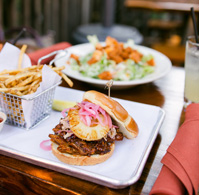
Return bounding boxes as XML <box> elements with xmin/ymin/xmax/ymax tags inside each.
<box><xmin>83</xmin><ymin>90</ymin><xmax>139</xmax><ymax>139</ymax></box>
<box><xmin>51</xmin><ymin>142</ymin><xmax>115</xmax><ymax>166</ymax></box>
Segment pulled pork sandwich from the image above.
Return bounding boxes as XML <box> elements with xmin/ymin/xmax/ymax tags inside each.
<box><xmin>49</xmin><ymin>90</ymin><xmax>139</xmax><ymax>166</ymax></box>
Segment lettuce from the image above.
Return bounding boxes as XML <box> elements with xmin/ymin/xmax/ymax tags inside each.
<box><xmin>87</xmin><ymin>35</ymin><xmax>99</xmax><ymax>46</ymax></box>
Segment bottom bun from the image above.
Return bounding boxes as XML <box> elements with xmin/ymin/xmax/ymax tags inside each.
<box><xmin>51</xmin><ymin>142</ymin><xmax>115</xmax><ymax>166</ymax></box>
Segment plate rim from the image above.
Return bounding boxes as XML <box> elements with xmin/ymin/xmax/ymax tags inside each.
<box><xmin>55</xmin><ymin>43</ymin><xmax>172</xmax><ymax>87</ymax></box>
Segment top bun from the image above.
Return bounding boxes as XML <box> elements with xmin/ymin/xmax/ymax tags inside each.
<box><xmin>83</xmin><ymin>91</ymin><xmax>139</xmax><ymax>139</ymax></box>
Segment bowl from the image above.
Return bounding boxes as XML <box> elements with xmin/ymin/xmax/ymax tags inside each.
<box><xmin>0</xmin><ymin>112</ymin><xmax>7</xmax><ymax>132</ymax></box>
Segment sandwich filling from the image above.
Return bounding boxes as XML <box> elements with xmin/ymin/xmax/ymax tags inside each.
<box><xmin>49</xmin><ymin>101</ymin><xmax>124</xmax><ymax>156</ymax></box>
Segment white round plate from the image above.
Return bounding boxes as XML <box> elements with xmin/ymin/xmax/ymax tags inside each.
<box><xmin>54</xmin><ymin>43</ymin><xmax>172</xmax><ymax>89</ymax></box>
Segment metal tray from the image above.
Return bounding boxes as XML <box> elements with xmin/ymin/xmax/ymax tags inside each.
<box><xmin>0</xmin><ymin>87</ymin><xmax>165</xmax><ymax>189</ymax></box>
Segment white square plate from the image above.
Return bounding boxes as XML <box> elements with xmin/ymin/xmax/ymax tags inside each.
<box><xmin>0</xmin><ymin>87</ymin><xmax>165</xmax><ymax>188</ymax></box>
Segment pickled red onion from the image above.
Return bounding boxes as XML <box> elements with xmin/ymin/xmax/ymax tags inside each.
<box><xmin>78</xmin><ymin>101</ymin><xmax>112</xmax><ymax>128</ymax></box>
<box><xmin>85</xmin><ymin>115</ymin><xmax>91</xmax><ymax>127</ymax></box>
<box><xmin>40</xmin><ymin>139</ymin><xmax>51</xmax><ymax>151</ymax></box>
<box><xmin>84</xmin><ymin>106</ymin><xmax>96</xmax><ymax>115</ymax></box>
<box><xmin>61</xmin><ymin>107</ymin><xmax>75</xmax><ymax>117</ymax></box>
<box><xmin>61</xmin><ymin>108</ymin><xmax>69</xmax><ymax>117</ymax></box>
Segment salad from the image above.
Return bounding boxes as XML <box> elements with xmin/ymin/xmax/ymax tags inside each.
<box><xmin>68</xmin><ymin>35</ymin><xmax>155</xmax><ymax>81</ymax></box>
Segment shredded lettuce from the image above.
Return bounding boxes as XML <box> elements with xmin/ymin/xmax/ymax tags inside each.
<box><xmin>141</xmin><ymin>54</ymin><xmax>154</xmax><ymax>63</ymax></box>
<box><xmin>124</xmin><ymin>39</ymin><xmax>135</xmax><ymax>49</ymax></box>
<box><xmin>87</xmin><ymin>35</ymin><xmax>99</xmax><ymax>46</ymax></box>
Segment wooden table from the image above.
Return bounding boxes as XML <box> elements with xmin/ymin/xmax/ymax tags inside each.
<box><xmin>0</xmin><ymin>66</ymin><xmax>186</xmax><ymax>195</ymax></box>
<box><xmin>124</xmin><ymin>0</ymin><xmax>199</xmax><ymax>12</ymax></box>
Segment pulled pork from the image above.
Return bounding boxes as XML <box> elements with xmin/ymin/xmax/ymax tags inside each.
<box><xmin>49</xmin><ymin>123</ymin><xmax>123</xmax><ymax>156</ymax></box>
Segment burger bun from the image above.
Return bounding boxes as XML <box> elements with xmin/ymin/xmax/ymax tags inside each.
<box><xmin>51</xmin><ymin>142</ymin><xmax>115</xmax><ymax>166</ymax></box>
<box><xmin>83</xmin><ymin>90</ymin><xmax>139</xmax><ymax>139</ymax></box>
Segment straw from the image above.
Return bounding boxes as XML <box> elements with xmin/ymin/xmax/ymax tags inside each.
<box><xmin>191</xmin><ymin>7</ymin><xmax>199</xmax><ymax>44</ymax></box>
<box><xmin>17</xmin><ymin>44</ymin><xmax>27</xmax><ymax>69</ymax></box>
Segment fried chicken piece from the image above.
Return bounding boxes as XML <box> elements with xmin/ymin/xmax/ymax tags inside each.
<box><xmin>129</xmin><ymin>50</ymin><xmax>143</xmax><ymax>63</ymax></box>
<box><xmin>147</xmin><ymin>58</ymin><xmax>155</xmax><ymax>66</ymax></box>
<box><xmin>95</xmin><ymin>43</ymin><xmax>103</xmax><ymax>51</ymax></box>
<box><xmin>70</xmin><ymin>54</ymin><xmax>80</xmax><ymax>64</ymax></box>
<box><xmin>98</xmin><ymin>71</ymin><xmax>113</xmax><ymax>80</ymax></box>
<box><xmin>120</xmin><ymin>51</ymin><xmax>129</xmax><ymax>59</ymax></box>
<box><xmin>108</xmin><ymin>50</ymin><xmax>123</xmax><ymax>63</ymax></box>
<box><xmin>117</xmin><ymin>43</ymin><xmax>124</xmax><ymax>56</ymax></box>
<box><xmin>105</xmin><ymin>36</ymin><xmax>118</xmax><ymax>47</ymax></box>
<box><xmin>124</xmin><ymin>46</ymin><xmax>133</xmax><ymax>54</ymax></box>
<box><xmin>87</xmin><ymin>50</ymin><xmax>103</xmax><ymax>65</ymax></box>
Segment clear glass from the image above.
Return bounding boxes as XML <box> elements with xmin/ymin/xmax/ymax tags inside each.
<box><xmin>184</xmin><ymin>36</ymin><xmax>199</xmax><ymax>107</ymax></box>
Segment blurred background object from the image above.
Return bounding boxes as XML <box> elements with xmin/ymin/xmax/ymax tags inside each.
<box><xmin>124</xmin><ymin>0</ymin><xmax>199</xmax><ymax>66</ymax></box>
<box><xmin>0</xmin><ymin>0</ymin><xmax>198</xmax><ymax>66</ymax></box>
<box><xmin>72</xmin><ymin>0</ymin><xmax>143</xmax><ymax>44</ymax></box>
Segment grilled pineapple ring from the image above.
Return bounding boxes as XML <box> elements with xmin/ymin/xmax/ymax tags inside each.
<box><xmin>68</xmin><ymin>108</ymin><xmax>110</xmax><ymax>141</ymax></box>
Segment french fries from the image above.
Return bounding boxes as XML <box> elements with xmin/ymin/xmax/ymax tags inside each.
<box><xmin>0</xmin><ymin>44</ymin><xmax>73</xmax><ymax>96</ymax></box>
<box><xmin>0</xmin><ymin>45</ymin><xmax>74</xmax><ymax>129</ymax></box>
<box><xmin>0</xmin><ymin>65</ymin><xmax>73</xmax><ymax>96</ymax></box>
<box><xmin>18</xmin><ymin>44</ymin><xmax>27</xmax><ymax>69</ymax></box>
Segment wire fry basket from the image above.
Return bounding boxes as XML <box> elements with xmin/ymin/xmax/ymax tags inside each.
<box><xmin>0</xmin><ymin>50</ymin><xmax>68</xmax><ymax>130</ymax></box>
<box><xmin>0</xmin><ymin>81</ymin><xmax>61</xmax><ymax>130</ymax></box>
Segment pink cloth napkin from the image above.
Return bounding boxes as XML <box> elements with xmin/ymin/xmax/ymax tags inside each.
<box><xmin>28</xmin><ymin>42</ymin><xmax>71</xmax><ymax>65</ymax></box>
<box><xmin>150</xmin><ymin>103</ymin><xmax>199</xmax><ymax>195</ymax></box>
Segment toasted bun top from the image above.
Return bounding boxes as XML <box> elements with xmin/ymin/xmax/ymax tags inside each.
<box><xmin>83</xmin><ymin>90</ymin><xmax>139</xmax><ymax>139</ymax></box>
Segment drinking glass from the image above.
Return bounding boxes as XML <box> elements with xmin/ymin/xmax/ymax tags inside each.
<box><xmin>184</xmin><ymin>35</ymin><xmax>199</xmax><ymax>106</ymax></box>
